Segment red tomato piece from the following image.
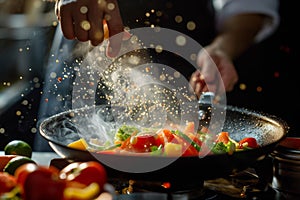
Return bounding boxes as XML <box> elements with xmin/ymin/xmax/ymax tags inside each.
<box><xmin>183</xmin><ymin>122</ymin><xmax>195</xmax><ymax>134</ymax></box>
<box><xmin>238</xmin><ymin>137</ymin><xmax>259</xmax><ymax>149</ymax></box>
<box><xmin>173</xmin><ymin>134</ymin><xmax>198</xmax><ymax>156</ymax></box>
<box><xmin>186</xmin><ymin>132</ymin><xmax>203</xmax><ymax>147</ymax></box>
<box><xmin>129</xmin><ymin>134</ymin><xmax>158</xmax><ymax>153</ymax></box>
<box><xmin>155</xmin><ymin>129</ymin><xmax>175</xmax><ymax>147</ymax></box>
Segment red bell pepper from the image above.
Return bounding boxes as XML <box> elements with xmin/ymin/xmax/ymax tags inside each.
<box><xmin>15</xmin><ymin>163</ymin><xmax>66</xmax><ymax>200</ymax></box>
<box><xmin>59</xmin><ymin>161</ymin><xmax>107</xmax><ymax>199</ymax></box>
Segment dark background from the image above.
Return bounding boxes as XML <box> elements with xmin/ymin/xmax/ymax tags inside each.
<box><xmin>0</xmin><ymin>0</ymin><xmax>298</xmax><ymax>151</ymax></box>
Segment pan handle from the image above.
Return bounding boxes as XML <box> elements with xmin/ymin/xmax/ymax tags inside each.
<box><xmin>198</xmin><ymin>92</ymin><xmax>215</xmax><ymax>121</ymax></box>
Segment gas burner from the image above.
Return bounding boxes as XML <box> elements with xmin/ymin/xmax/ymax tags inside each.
<box><xmin>106</xmin><ymin>157</ymin><xmax>288</xmax><ymax>200</ymax></box>
<box><xmin>49</xmin><ymin>156</ymin><xmax>295</xmax><ymax>200</ymax></box>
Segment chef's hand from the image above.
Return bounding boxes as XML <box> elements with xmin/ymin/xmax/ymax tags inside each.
<box><xmin>55</xmin><ymin>0</ymin><xmax>124</xmax><ymax>57</ymax></box>
<box><xmin>190</xmin><ymin>45</ymin><xmax>239</xmax><ymax>98</ymax></box>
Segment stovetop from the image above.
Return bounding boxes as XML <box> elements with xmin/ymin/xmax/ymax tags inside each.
<box><xmin>50</xmin><ymin>156</ymin><xmax>299</xmax><ymax>200</ymax></box>
<box><xmin>109</xmin><ymin>169</ymin><xmax>286</xmax><ymax>200</ymax></box>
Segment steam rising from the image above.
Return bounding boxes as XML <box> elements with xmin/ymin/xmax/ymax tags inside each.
<box><xmin>71</xmin><ymin>29</ymin><xmax>201</xmax><ymax>149</ymax></box>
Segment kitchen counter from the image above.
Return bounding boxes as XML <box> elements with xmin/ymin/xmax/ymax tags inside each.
<box><xmin>1</xmin><ymin>151</ymin><xmax>298</xmax><ymax>199</ymax></box>
<box><xmin>0</xmin><ymin>151</ymin><xmax>59</xmax><ymax>166</ymax></box>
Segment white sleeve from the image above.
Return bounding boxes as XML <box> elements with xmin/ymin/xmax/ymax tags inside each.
<box><xmin>213</xmin><ymin>0</ymin><xmax>280</xmax><ymax>42</ymax></box>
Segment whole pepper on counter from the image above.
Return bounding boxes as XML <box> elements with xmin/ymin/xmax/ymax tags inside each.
<box><xmin>0</xmin><ymin>172</ymin><xmax>18</xmax><ymax>198</ymax></box>
<box><xmin>59</xmin><ymin>161</ymin><xmax>107</xmax><ymax>200</ymax></box>
<box><xmin>12</xmin><ymin>161</ymin><xmax>107</xmax><ymax>200</ymax></box>
<box><xmin>15</xmin><ymin>163</ymin><xmax>66</xmax><ymax>200</ymax></box>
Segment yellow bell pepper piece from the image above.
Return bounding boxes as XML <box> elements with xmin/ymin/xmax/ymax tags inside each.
<box><xmin>64</xmin><ymin>182</ymin><xmax>100</xmax><ymax>200</ymax></box>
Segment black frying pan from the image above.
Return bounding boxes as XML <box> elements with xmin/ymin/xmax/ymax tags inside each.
<box><xmin>39</xmin><ymin>104</ymin><xmax>288</xmax><ymax>183</ymax></box>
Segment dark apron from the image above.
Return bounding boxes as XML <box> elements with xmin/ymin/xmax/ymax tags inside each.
<box><xmin>118</xmin><ymin>0</ymin><xmax>216</xmax><ymax>46</ymax></box>
<box><xmin>117</xmin><ymin>0</ymin><xmax>216</xmax><ymax>78</ymax></box>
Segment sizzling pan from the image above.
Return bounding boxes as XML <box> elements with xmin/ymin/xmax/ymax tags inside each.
<box><xmin>39</xmin><ymin>104</ymin><xmax>289</xmax><ymax>183</ymax></box>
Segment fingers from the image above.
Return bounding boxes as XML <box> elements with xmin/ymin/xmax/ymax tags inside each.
<box><xmin>218</xmin><ymin>59</ymin><xmax>239</xmax><ymax>91</ymax></box>
<box><xmin>190</xmin><ymin>71</ymin><xmax>205</xmax><ymax>96</ymax></box>
<box><xmin>59</xmin><ymin>5</ymin><xmax>75</xmax><ymax>40</ymax></box>
<box><xmin>57</xmin><ymin>0</ymin><xmax>124</xmax><ymax>58</ymax></box>
<box><xmin>73</xmin><ymin>3</ymin><xmax>89</xmax><ymax>41</ymax></box>
<box><xmin>87</xmin><ymin>1</ymin><xmax>104</xmax><ymax>46</ymax></box>
<box><xmin>104</xmin><ymin>0</ymin><xmax>124</xmax><ymax>57</ymax></box>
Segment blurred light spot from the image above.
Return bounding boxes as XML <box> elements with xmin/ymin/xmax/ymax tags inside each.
<box><xmin>151</xmin><ymin>9</ymin><xmax>155</xmax><ymax>13</ymax></box>
<box><xmin>239</xmin><ymin>83</ymin><xmax>246</xmax><ymax>90</ymax></box>
<box><xmin>3</xmin><ymin>82</ymin><xmax>11</xmax><ymax>86</ymax></box>
<box><xmin>0</xmin><ymin>128</ymin><xmax>5</xmax><ymax>134</ymax></box>
<box><xmin>175</xmin><ymin>15</ymin><xmax>183</xmax><ymax>23</ymax></box>
<box><xmin>16</xmin><ymin>111</ymin><xmax>22</xmax><ymax>116</ymax></box>
<box><xmin>160</xmin><ymin>74</ymin><xmax>166</xmax><ymax>81</ymax></box>
<box><xmin>56</xmin><ymin>95</ymin><xmax>63</xmax><ymax>101</ymax></box>
<box><xmin>145</xmin><ymin>12</ymin><xmax>150</xmax><ymax>17</ymax></box>
<box><xmin>31</xmin><ymin>127</ymin><xmax>37</xmax><ymax>133</ymax></box>
<box><xmin>187</xmin><ymin>21</ymin><xmax>196</xmax><ymax>31</ymax></box>
<box><xmin>35</xmin><ymin>83</ymin><xmax>41</xmax><ymax>88</ymax></box>
<box><xmin>22</xmin><ymin>100</ymin><xmax>29</xmax><ymax>106</ymax></box>
<box><xmin>176</xmin><ymin>35</ymin><xmax>186</xmax><ymax>46</ymax></box>
<box><xmin>256</xmin><ymin>86</ymin><xmax>262</xmax><ymax>92</ymax></box>
<box><xmin>107</xmin><ymin>3</ymin><xmax>115</xmax><ymax>10</ymax></box>
<box><xmin>274</xmin><ymin>71</ymin><xmax>280</xmax><ymax>78</ymax></box>
<box><xmin>155</xmin><ymin>45</ymin><xmax>163</xmax><ymax>53</ymax></box>
<box><xmin>94</xmin><ymin>31</ymin><xmax>103</xmax><ymax>40</ymax></box>
<box><xmin>105</xmin><ymin>14</ymin><xmax>111</xmax><ymax>21</ymax></box>
<box><xmin>162</xmin><ymin>182</ymin><xmax>171</xmax><ymax>189</ymax></box>
<box><xmin>128</xmin><ymin>55</ymin><xmax>140</xmax><ymax>65</ymax></box>
<box><xmin>190</xmin><ymin>53</ymin><xmax>197</xmax><ymax>61</ymax></box>
<box><xmin>50</xmin><ymin>72</ymin><xmax>57</xmax><ymax>79</ymax></box>
<box><xmin>156</xmin><ymin>11</ymin><xmax>162</xmax><ymax>17</ymax></box>
<box><xmin>174</xmin><ymin>71</ymin><xmax>181</xmax><ymax>78</ymax></box>
<box><xmin>52</xmin><ymin>21</ymin><xmax>58</xmax><ymax>26</ymax></box>
<box><xmin>81</xmin><ymin>20</ymin><xmax>91</xmax><ymax>31</ymax></box>
<box><xmin>33</xmin><ymin>77</ymin><xmax>39</xmax><ymax>83</ymax></box>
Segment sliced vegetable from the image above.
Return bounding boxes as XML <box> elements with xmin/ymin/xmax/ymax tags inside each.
<box><xmin>67</xmin><ymin>138</ymin><xmax>88</xmax><ymax>150</ymax></box>
<box><xmin>68</xmin><ymin>122</ymin><xmax>260</xmax><ymax>156</ymax></box>
<box><xmin>173</xmin><ymin>130</ymin><xmax>201</xmax><ymax>152</ymax></box>
<box><xmin>115</xmin><ymin>125</ymin><xmax>140</xmax><ymax>142</ymax></box>
<box><xmin>238</xmin><ymin>137</ymin><xmax>259</xmax><ymax>149</ymax></box>
<box><xmin>164</xmin><ymin>143</ymin><xmax>182</xmax><ymax>156</ymax></box>
<box><xmin>64</xmin><ymin>182</ymin><xmax>100</xmax><ymax>200</ymax></box>
<box><xmin>128</xmin><ymin>133</ymin><xmax>158</xmax><ymax>153</ymax></box>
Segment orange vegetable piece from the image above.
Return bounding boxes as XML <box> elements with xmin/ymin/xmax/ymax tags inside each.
<box><xmin>216</xmin><ymin>132</ymin><xmax>230</xmax><ymax>144</ymax></box>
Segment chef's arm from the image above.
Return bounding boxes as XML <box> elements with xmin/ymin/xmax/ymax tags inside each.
<box><xmin>209</xmin><ymin>13</ymin><xmax>267</xmax><ymax>60</ymax></box>
<box><xmin>212</xmin><ymin>0</ymin><xmax>280</xmax><ymax>60</ymax></box>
